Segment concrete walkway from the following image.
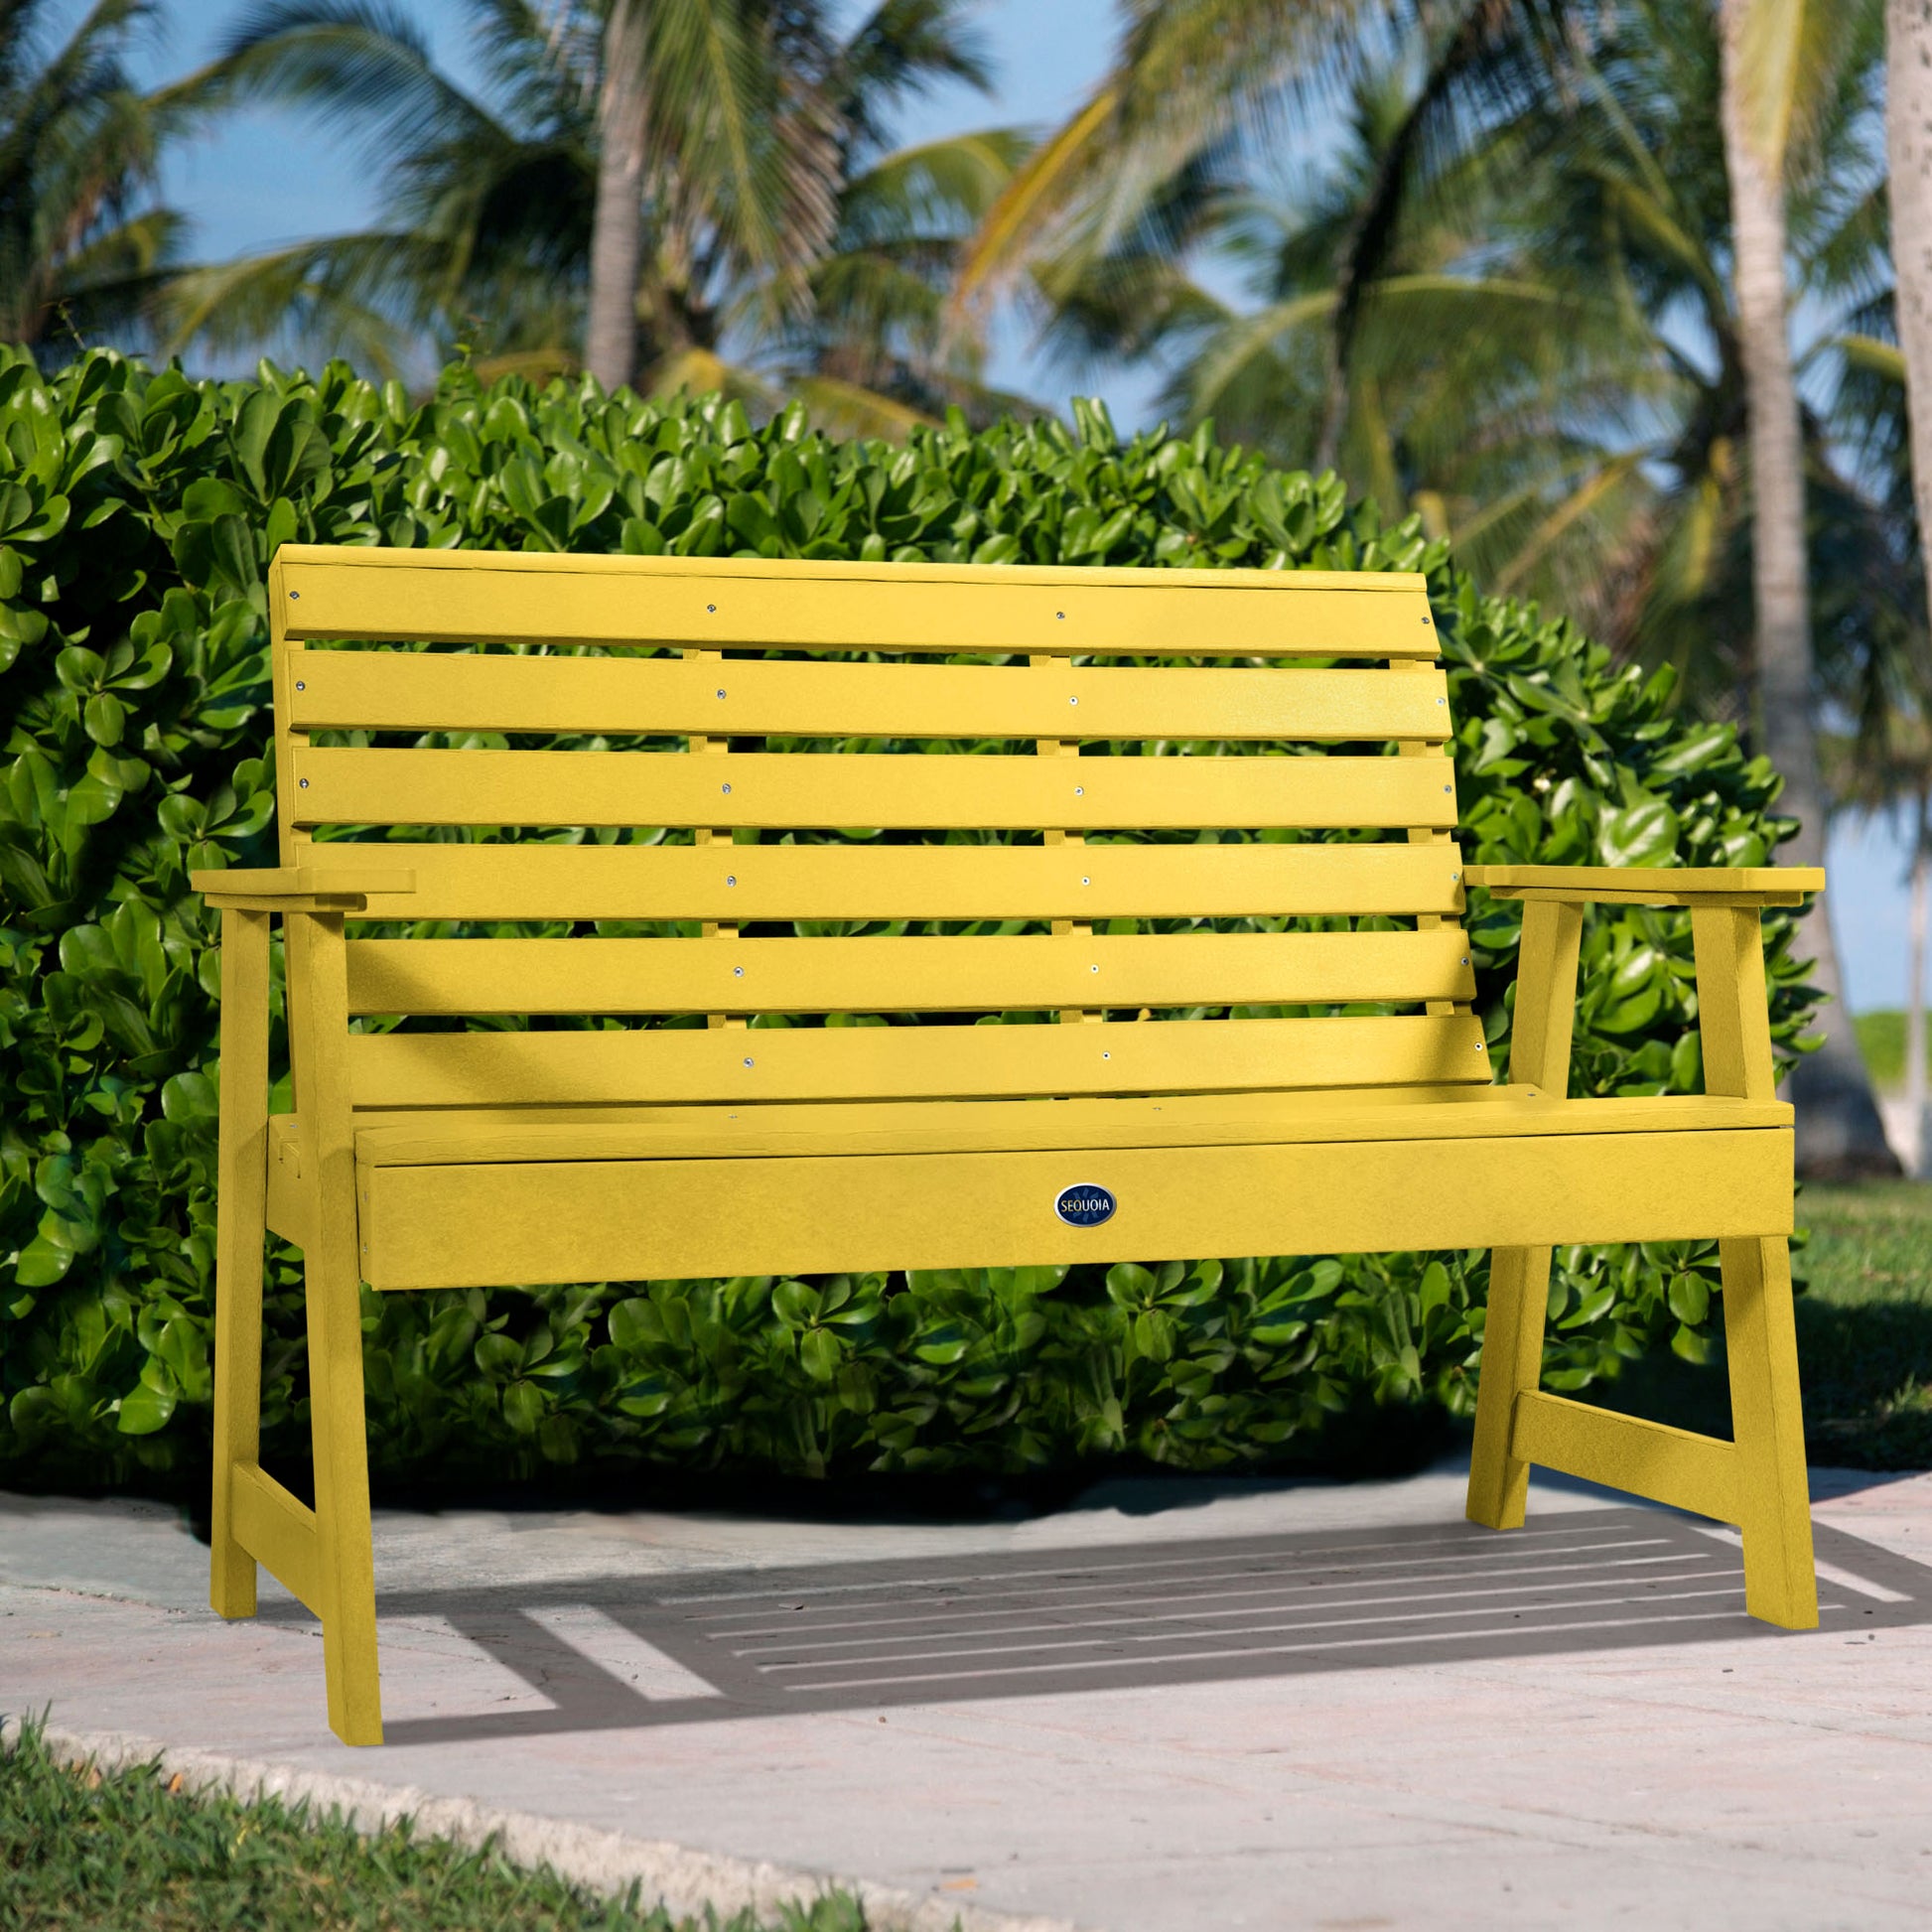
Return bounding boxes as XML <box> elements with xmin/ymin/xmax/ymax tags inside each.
<box><xmin>5</xmin><ymin>1456</ymin><xmax>1932</xmax><ymax>1931</ymax></box>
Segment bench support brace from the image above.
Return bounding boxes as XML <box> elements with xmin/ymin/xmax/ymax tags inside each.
<box><xmin>229</xmin><ymin>1463</ymin><xmax>322</xmax><ymax>1612</ymax></box>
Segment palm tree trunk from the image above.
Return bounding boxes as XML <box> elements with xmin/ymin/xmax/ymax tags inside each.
<box><xmin>1890</xmin><ymin>1</ymin><xmax>1932</xmax><ymax>571</ymax></box>
<box><xmin>1720</xmin><ymin>0</ymin><xmax>1899</xmax><ymax>1176</ymax></box>
<box><xmin>1909</xmin><ymin>792</ymin><xmax>1931</xmax><ymax>1175</ymax></box>
<box><xmin>586</xmin><ymin>0</ymin><xmax>648</xmax><ymax>392</ymax></box>
<box><xmin>1888</xmin><ymin>3</ymin><xmax>1932</xmax><ymax>1177</ymax></box>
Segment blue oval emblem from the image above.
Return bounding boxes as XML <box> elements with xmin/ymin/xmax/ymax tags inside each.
<box><xmin>1054</xmin><ymin>1183</ymin><xmax>1117</xmax><ymax>1228</ymax></box>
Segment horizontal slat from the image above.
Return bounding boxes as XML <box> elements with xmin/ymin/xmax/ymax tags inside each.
<box><xmin>316</xmin><ymin>840</ymin><xmax>1465</xmax><ymax>921</ymax></box>
<box><xmin>344</xmin><ymin>929</ymin><xmax>1477</xmax><ymax>1015</ymax></box>
<box><xmin>292</xmin><ymin>746</ymin><xmax>1459</xmax><ymax>831</ymax></box>
<box><xmin>346</xmin><ymin>1093</ymin><xmax>1793</xmax><ymax>1167</ymax></box>
<box><xmin>285</xmin><ymin>650</ymin><xmax>1451</xmax><ymax>743</ymax></box>
<box><xmin>355</xmin><ymin>1126</ymin><xmax>1792</xmax><ymax>1289</ymax></box>
<box><xmin>229</xmin><ymin>1463</ymin><xmax>322</xmax><ymax>1613</ymax></box>
<box><xmin>345</xmin><ymin>1013</ymin><xmax>1494</xmax><ymax>1107</ymax></box>
<box><xmin>277</xmin><ymin>547</ymin><xmax>1441</xmax><ymax>658</ymax></box>
<box><xmin>1511</xmin><ymin>1392</ymin><xmax>1742</xmax><ymax>1524</ymax></box>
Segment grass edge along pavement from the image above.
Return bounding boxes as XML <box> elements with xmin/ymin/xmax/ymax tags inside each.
<box><xmin>0</xmin><ymin>1714</ymin><xmax>1048</xmax><ymax>1932</ymax></box>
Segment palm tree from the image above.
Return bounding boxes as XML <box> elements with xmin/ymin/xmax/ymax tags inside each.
<box><xmin>0</xmin><ymin>0</ymin><xmax>194</xmax><ymax>350</ymax></box>
<box><xmin>1888</xmin><ymin>0</ymin><xmax>1932</xmax><ymax>699</ymax></box>
<box><xmin>165</xmin><ymin>0</ymin><xmax>602</xmax><ymax>380</ymax></box>
<box><xmin>1881</xmin><ymin>0</ymin><xmax>1932</xmax><ymax>1173</ymax></box>
<box><xmin>580</xmin><ymin>0</ymin><xmax>849</xmax><ymax>389</ymax></box>
<box><xmin>172</xmin><ymin>0</ymin><xmax>1015</xmax><ymax>423</ymax></box>
<box><xmin>947</xmin><ymin>1</ymin><xmax>1577</xmax><ymax>466</ymax></box>
<box><xmin>626</xmin><ymin>0</ymin><xmax>1021</xmax><ymax>425</ymax></box>
<box><xmin>1719</xmin><ymin>0</ymin><xmax>1897</xmax><ymax>1173</ymax></box>
<box><xmin>1039</xmin><ymin>56</ymin><xmax>1633</xmax><ymax>607</ymax></box>
<box><xmin>1821</xmin><ymin>267</ymin><xmax>1932</xmax><ymax>1173</ymax></box>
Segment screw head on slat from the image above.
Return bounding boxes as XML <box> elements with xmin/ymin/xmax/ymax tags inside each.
<box><xmin>1090</xmin><ymin>964</ymin><xmax>1098</xmax><ymax>972</ymax></box>
<box><xmin>744</xmin><ymin>1056</ymin><xmax>754</xmax><ymax>1067</ymax></box>
<box><xmin>1069</xmin><ymin>696</ymin><xmax>1078</xmax><ymax>705</ymax></box>
<box><xmin>1056</xmin><ymin>611</ymin><xmax>1065</xmax><ymax>620</ymax></box>
<box><xmin>289</xmin><ymin>591</ymin><xmax>300</xmax><ymax>600</ymax></box>
<box><xmin>298</xmin><ymin>778</ymin><xmax>309</xmax><ymax>788</ymax></box>
<box><xmin>722</xmin><ymin>783</ymin><xmax>732</xmax><ymax>794</ymax></box>
<box><xmin>734</xmin><ymin>966</ymin><xmax>744</xmax><ymax>977</ymax></box>
<box><xmin>1081</xmin><ymin>876</ymin><xmax>1090</xmax><ymax>886</ymax></box>
<box><xmin>716</xmin><ymin>688</ymin><xmax>726</xmax><ymax>698</ymax></box>
<box><xmin>1075</xmin><ymin>785</ymin><xmax>1084</xmax><ymax>795</ymax></box>
<box><xmin>707</xmin><ymin>604</ymin><xmax>717</xmax><ymax>613</ymax></box>
<box><xmin>726</xmin><ymin>875</ymin><xmax>737</xmax><ymax>886</ymax></box>
<box><xmin>295</xmin><ymin>681</ymin><xmax>305</xmax><ymax>691</ymax></box>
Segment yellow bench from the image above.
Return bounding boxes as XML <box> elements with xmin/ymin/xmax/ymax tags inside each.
<box><xmin>193</xmin><ymin>544</ymin><xmax>1821</xmax><ymax>1746</ymax></box>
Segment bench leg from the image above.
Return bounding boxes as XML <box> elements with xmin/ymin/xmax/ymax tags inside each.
<box><xmin>208</xmin><ymin>1168</ymin><xmax>265</xmax><ymax>1618</ymax></box>
<box><xmin>210</xmin><ymin>909</ymin><xmax>270</xmax><ymax>1621</ymax></box>
<box><xmin>1721</xmin><ymin>1235</ymin><xmax>1818</xmax><ymax>1627</ymax></box>
<box><xmin>307</xmin><ymin>1235</ymin><xmax>384</xmax><ymax>1745</ymax></box>
<box><xmin>1465</xmin><ymin>1245</ymin><xmax>1553</xmax><ymax>1530</ymax></box>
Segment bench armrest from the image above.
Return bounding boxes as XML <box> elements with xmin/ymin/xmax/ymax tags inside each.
<box><xmin>1464</xmin><ymin>865</ymin><xmax>1824</xmax><ymax>907</ymax></box>
<box><xmin>1492</xmin><ymin>880</ymin><xmax>1793</xmax><ymax>1106</ymax></box>
<box><xmin>191</xmin><ymin>866</ymin><xmax>417</xmax><ymax>911</ymax></box>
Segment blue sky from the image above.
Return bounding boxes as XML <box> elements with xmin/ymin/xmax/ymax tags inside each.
<box><xmin>134</xmin><ymin>0</ymin><xmax>1922</xmax><ymax>1016</ymax></box>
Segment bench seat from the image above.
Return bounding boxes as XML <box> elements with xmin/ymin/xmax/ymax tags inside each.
<box><xmin>254</xmin><ymin>1092</ymin><xmax>1795</xmax><ymax>1290</ymax></box>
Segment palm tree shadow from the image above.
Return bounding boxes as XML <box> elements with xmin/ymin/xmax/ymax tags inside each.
<box><xmin>259</xmin><ymin>1506</ymin><xmax>1932</xmax><ymax>1746</ymax></box>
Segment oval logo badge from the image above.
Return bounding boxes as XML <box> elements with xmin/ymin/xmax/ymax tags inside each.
<box><xmin>1054</xmin><ymin>1183</ymin><xmax>1117</xmax><ymax>1228</ymax></box>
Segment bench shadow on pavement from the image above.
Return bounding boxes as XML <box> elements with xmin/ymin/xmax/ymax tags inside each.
<box><xmin>277</xmin><ymin>1507</ymin><xmax>1932</xmax><ymax>1745</ymax></box>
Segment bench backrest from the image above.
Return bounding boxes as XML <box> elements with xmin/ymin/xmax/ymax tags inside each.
<box><xmin>269</xmin><ymin>545</ymin><xmax>1486</xmax><ymax>1111</ymax></box>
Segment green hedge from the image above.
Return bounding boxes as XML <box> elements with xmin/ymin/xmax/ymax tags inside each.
<box><xmin>0</xmin><ymin>348</ymin><xmax>1819</xmax><ymax>1493</ymax></box>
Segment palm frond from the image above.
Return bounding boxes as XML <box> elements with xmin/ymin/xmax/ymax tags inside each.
<box><xmin>157</xmin><ymin>231</ymin><xmax>440</xmax><ymax>378</ymax></box>
<box><xmin>200</xmin><ymin>0</ymin><xmax>499</xmax><ymax>169</ymax></box>
<box><xmin>947</xmin><ymin>85</ymin><xmax>1116</xmax><ymax>323</ymax></box>
<box><xmin>836</xmin><ymin>0</ymin><xmax>995</xmax><ymax>157</ymax></box>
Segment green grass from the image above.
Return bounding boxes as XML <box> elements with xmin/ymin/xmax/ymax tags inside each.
<box><xmin>1789</xmin><ymin>1182</ymin><xmax>1932</xmax><ymax>1467</ymax></box>
<box><xmin>0</xmin><ymin>1716</ymin><xmax>871</xmax><ymax>1932</ymax></box>
<box><xmin>1592</xmin><ymin>1181</ymin><xmax>1932</xmax><ymax>1469</ymax></box>
<box><xmin>1853</xmin><ymin>1011</ymin><xmax>1927</xmax><ymax>1092</ymax></box>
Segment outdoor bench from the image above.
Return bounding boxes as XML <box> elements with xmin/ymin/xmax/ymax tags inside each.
<box><xmin>192</xmin><ymin>544</ymin><xmax>1822</xmax><ymax>1745</ymax></box>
